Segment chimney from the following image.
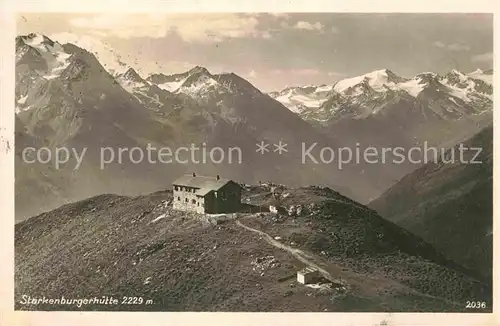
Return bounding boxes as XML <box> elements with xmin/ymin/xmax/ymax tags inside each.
<box><xmin>216</xmin><ymin>175</ymin><xmax>220</xmax><ymax>180</ymax></box>
<box><xmin>192</xmin><ymin>172</ymin><xmax>196</xmax><ymax>177</ymax></box>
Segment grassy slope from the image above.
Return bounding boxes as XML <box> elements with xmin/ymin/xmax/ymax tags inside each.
<box><xmin>15</xmin><ymin>187</ymin><xmax>491</xmax><ymax>312</ymax></box>
<box><xmin>369</xmin><ymin>126</ymin><xmax>493</xmax><ymax>281</ymax></box>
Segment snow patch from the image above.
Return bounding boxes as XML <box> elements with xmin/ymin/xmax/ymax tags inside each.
<box><xmin>158</xmin><ymin>79</ymin><xmax>185</xmax><ymax>92</ymax></box>
<box><xmin>15</xmin><ymin>105</ymin><xmax>32</xmax><ymax>114</ymax></box>
<box><xmin>398</xmin><ymin>79</ymin><xmax>424</xmax><ymax>97</ymax></box>
<box><xmin>182</xmin><ymin>75</ymin><xmax>218</xmax><ymax>95</ymax></box>
<box><xmin>17</xmin><ymin>95</ymin><xmax>28</xmax><ymax>105</ymax></box>
<box><xmin>447</xmin><ymin>86</ymin><xmax>470</xmax><ymax>102</ymax></box>
<box><xmin>315</xmin><ymin>84</ymin><xmax>334</xmax><ymax>93</ymax></box>
<box><xmin>24</xmin><ymin>34</ymin><xmax>46</xmax><ymax>50</ymax></box>
<box><xmin>135</xmin><ymin>90</ymin><xmax>164</xmax><ymax>107</ymax></box>
<box><xmin>274</xmin><ymin>87</ymin><xmax>330</xmax><ymax>113</ymax></box>
<box><xmin>119</xmin><ymin>79</ymin><xmax>147</xmax><ymax>92</ymax></box>
<box><xmin>468</xmin><ymin>70</ymin><xmax>493</xmax><ymax>85</ymax></box>
<box><xmin>20</xmin><ymin>34</ymin><xmax>73</xmax><ymax>80</ymax></box>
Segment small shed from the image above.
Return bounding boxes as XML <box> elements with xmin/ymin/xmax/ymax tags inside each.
<box><xmin>297</xmin><ymin>267</ymin><xmax>320</xmax><ymax>284</ymax></box>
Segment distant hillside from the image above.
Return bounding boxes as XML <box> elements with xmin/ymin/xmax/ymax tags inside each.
<box><xmin>369</xmin><ymin>125</ymin><xmax>493</xmax><ymax>281</ymax></box>
<box><xmin>15</xmin><ymin>185</ymin><xmax>491</xmax><ymax>312</ymax></box>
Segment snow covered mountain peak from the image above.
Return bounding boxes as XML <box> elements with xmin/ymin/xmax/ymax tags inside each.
<box><xmin>272</xmin><ymin>67</ymin><xmax>493</xmax><ymax>123</ymax></box>
<box><xmin>16</xmin><ymin>33</ymin><xmax>72</xmax><ymax>82</ymax></box>
<box><xmin>333</xmin><ymin>69</ymin><xmax>407</xmax><ymax>94</ymax></box>
<box><xmin>17</xmin><ymin>33</ymin><xmax>57</xmax><ymax>49</ymax></box>
<box><xmin>469</xmin><ymin>68</ymin><xmax>489</xmax><ymax>76</ymax></box>
<box><xmin>47</xmin><ymin>33</ymin><xmax>136</xmax><ymax>77</ymax></box>
<box><xmin>118</xmin><ymin>67</ymin><xmax>144</xmax><ymax>83</ymax></box>
<box><xmin>145</xmin><ymin>66</ymin><xmax>212</xmax><ymax>93</ymax></box>
<box><xmin>115</xmin><ymin>67</ymin><xmax>151</xmax><ymax>94</ymax></box>
<box><xmin>268</xmin><ymin>83</ymin><xmax>335</xmax><ymax>114</ymax></box>
<box><xmin>186</xmin><ymin>65</ymin><xmax>211</xmax><ymax>76</ymax></box>
<box><xmin>413</xmin><ymin>72</ymin><xmax>441</xmax><ymax>86</ymax></box>
<box><xmin>146</xmin><ymin>66</ymin><xmax>261</xmax><ymax>99</ymax></box>
<box><xmin>16</xmin><ymin>33</ymin><xmax>65</xmax><ymax>56</ymax></box>
<box><xmin>467</xmin><ymin>68</ymin><xmax>493</xmax><ymax>85</ymax></box>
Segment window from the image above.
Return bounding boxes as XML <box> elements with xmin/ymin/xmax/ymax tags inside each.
<box><xmin>177</xmin><ymin>197</ymin><xmax>180</xmax><ymax>201</ymax></box>
<box><xmin>191</xmin><ymin>199</ymin><xmax>196</xmax><ymax>204</ymax></box>
<box><xmin>185</xmin><ymin>198</ymin><xmax>188</xmax><ymax>203</ymax></box>
<box><xmin>174</xmin><ymin>186</ymin><xmax>178</xmax><ymax>191</ymax></box>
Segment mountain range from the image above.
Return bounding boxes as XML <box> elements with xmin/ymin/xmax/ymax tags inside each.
<box><xmin>13</xmin><ymin>32</ymin><xmax>494</xmax><ymax>312</ymax></box>
<box><xmin>270</xmin><ymin>67</ymin><xmax>492</xmax><ymax>158</ymax></box>
<box><xmin>14</xmin><ymin>33</ymin><xmax>344</xmax><ymax>220</ymax></box>
<box><xmin>269</xmin><ymin>68</ymin><xmax>492</xmax><ymax>122</ymax></box>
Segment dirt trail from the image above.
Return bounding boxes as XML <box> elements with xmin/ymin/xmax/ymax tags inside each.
<box><xmin>235</xmin><ymin>219</ymin><xmax>461</xmax><ymax>307</ymax></box>
<box><xmin>236</xmin><ymin>220</ymin><xmax>341</xmax><ymax>283</ymax></box>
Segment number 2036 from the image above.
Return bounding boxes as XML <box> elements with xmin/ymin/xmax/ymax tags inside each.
<box><xmin>465</xmin><ymin>301</ymin><xmax>487</xmax><ymax>309</ymax></box>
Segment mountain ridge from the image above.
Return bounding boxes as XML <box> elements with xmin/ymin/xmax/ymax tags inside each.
<box><xmin>369</xmin><ymin>125</ymin><xmax>493</xmax><ymax>281</ymax></box>
<box><xmin>14</xmin><ymin>33</ymin><xmax>362</xmax><ymax>221</ymax></box>
<box><xmin>15</xmin><ymin>184</ymin><xmax>492</xmax><ymax>311</ymax></box>
<box><xmin>269</xmin><ymin>67</ymin><xmax>492</xmax><ymax>123</ymax></box>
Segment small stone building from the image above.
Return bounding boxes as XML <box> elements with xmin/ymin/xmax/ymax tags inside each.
<box><xmin>297</xmin><ymin>267</ymin><xmax>320</xmax><ymax>284</ymax></box>
<box><xmin>172</xmin><ymin>173</ymin><xmax>241</xmax><ymax>214</ymax></box>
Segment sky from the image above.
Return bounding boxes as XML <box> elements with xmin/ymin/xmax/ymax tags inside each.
<box><xmin>16</xmin><ymin>13</ymin><xmax>493</xmax><ymax>91</ymax></box>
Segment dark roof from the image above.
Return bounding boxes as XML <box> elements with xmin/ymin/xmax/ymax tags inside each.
<box><xmin>172</xmin><ymin>174</ymin><xmax>237</xmax><ymax>196</ymax></box>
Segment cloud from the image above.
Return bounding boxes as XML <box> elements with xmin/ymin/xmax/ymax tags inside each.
<box><xmin>267</xmin><ymin>13</ymin><xmax>291</xmax><ymax>19</ymax></box>
<box><xmin>471</xmin><ymin>52</ymin><xmax>493</xmax><ymax>63</ymax></box>
<box><xmin>277</xmin><ymin>20</ymin><xmax>337</xmax><ymax>34</ymax></box>
<box><xmin>432</xmin><ymin>41</ymin><xmax>446</xmax><ymax>48</ymax></box>
<box><xmin>68</xmin><ymin>13</ymin><xmax>271</xmax><ymax>43</ymax></box>
<box><xmin>294</xmin><ymin>21</ymin><xmax>324</xmax><ymax>31</ymax></box>
<box><xmin>269</xmin><ymin>69</ymin><xmax>344</xmax><ymax>78</ymax></box>
<box><xmin>433</xmin><ymin>41</ymin><xmax>470</xmax><ymax>52</ymax></box>
<box><xmin>447</xmin><ymin>43</ymin><xmax>471</xmax><ymax>51</ymax></box>
<box><xmin>327</xmin><ymin>71</ymin><xmax>345</xmax><ymax>77</ymax></box>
